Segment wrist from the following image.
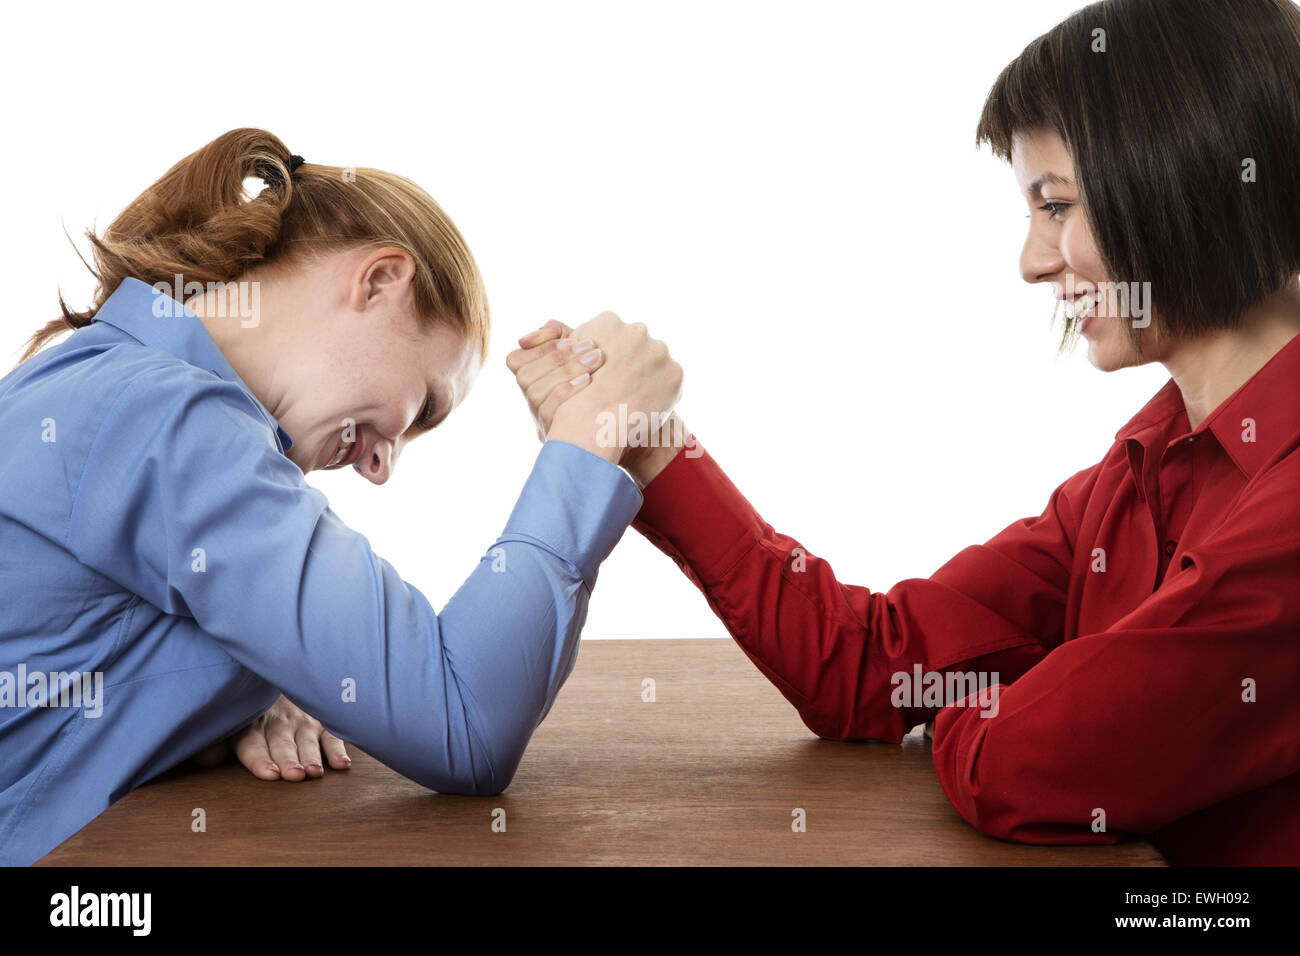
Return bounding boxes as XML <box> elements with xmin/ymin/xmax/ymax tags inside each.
<box><xmin>623</xmin><ymin>414</ymin><xmax>691</xmax><ymax>489</ymax></box>
<box><xmin>545</xmin><ymin>419</ymin><xmax>622</xmax><ymax>466</ymax></box>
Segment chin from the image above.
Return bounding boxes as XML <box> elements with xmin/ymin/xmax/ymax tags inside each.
<box><xmin>1084</xmin><ymin>334</ymin><xmax>1141</xmax><ymax>372</ymax></box>
<box><xmin>1083</xmin><ymin>343</ymin><xmax>1121</xmax><ymax>372</ymax></box>
<box><xmin>1079</xmin><ymin>315</ymin><xmax>1133</xmax><ymax>372</ymax></box>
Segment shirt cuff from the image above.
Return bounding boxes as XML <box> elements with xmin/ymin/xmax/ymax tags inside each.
<box><xmin>631</xmin><ymin>435</ymin><xmax>766</xmax><ymax>585</ymax></box>
<box><xmin>500</xmin><ymin>440</ymin><xmax>644</xmax><ymax>585</ymax></box>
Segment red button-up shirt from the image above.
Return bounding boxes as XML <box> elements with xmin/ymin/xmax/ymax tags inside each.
<box><xmin>631</xmin><ymin>332</ymin><xmax>1300</xmax><ymax>865</ymax></box>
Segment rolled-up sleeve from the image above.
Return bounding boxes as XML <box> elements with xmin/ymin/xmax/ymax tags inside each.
<box><xmin>65</xmin><ymin>364</ymin><xmax>642</xmax><ymax>794</ymax></box>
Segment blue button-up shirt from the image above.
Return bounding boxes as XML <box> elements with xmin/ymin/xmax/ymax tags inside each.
<box><xmin>0</xmin><ymin>277</ymin><xmax>641</xmax><ymax>865</ymax></box>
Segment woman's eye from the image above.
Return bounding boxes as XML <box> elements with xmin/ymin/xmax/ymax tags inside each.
<box><xmin>1038</xmin><ymin>201</ymin><xmax>1070</xmax><ymax>221</ymax></box>
<box><xmin>416</xmin><ymin>398</ymin><xmax>438</xmax><ymax>430</ymax></box>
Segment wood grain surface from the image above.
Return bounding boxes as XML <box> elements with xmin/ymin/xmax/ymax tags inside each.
<box><xmin>38</xmin><ymin>639</ymin><xmax>1166</xmax><ymax>866</ymax></box>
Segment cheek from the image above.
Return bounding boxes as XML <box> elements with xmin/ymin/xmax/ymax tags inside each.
<box><xmin>1060</xmin><ymin>219</ymin><xmax>1106</xmax><ymax>280</ymax></box>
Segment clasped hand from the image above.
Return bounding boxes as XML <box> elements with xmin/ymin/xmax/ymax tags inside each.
<box><xmin>506</xmin><ymin>312</ymin><xmax>688</xmax><ymax>483</ymax></box>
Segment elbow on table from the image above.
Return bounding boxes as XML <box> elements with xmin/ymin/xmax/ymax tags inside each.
<box><xmin>415</xmin><ymin>763</ymin><xmax>515</xmax><ymax>798</ymax></box>
<box><xmin>797</xmin><ymin>705</ymin><xmax>906</xmax><ymax>745</ymax></box>
<box><xmin>944</xmin><ymin>762</ymin><xmax>1127</xmax><ymax>847</ymax></box>
<box><xmin>414</xmin><ymin>737</ymin><xmax>527</xmax><ymax>798</ymax></box>
<box><xmin>961</xmin><ymin>798</ymin><xmax>1126</xmax><ymax>847</ymax></box>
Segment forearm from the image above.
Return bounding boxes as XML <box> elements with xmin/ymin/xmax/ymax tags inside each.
<box><xmin>629</xmin><ymin>436</ymin><xmax>908</xmax><ymax>740</ymax></box>
<box><xmin>433</xmin><ymin>538</ymin><xmax>596</xmax><ymax>791</ymax></box>
<box><xmin>630</xmin><ymin>436</ymin><xmax>1050</xmax><ymax>741</ymax></box>
<box><xmin>421</xmin><ymin>440</ymin><xmax>642</xmax><ymax>792</ymax></box>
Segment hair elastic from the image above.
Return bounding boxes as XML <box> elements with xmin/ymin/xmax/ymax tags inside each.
<box><xmin>263</xmin><ymin>154</ymin><xmax>305</xmax><ymax>188</ymax></box>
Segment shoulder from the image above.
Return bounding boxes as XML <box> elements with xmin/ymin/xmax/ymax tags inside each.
<box><xmin>0</xmin><ymin>337</ymin><xmax>287</xmax><ymax>546</ymax></box>
<box><xmin>6</xmin><ymin>329</ymin><xmax>274</xmax><ymax>450</ymax></box>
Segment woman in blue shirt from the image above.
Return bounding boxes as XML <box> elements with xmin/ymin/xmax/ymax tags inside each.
<box><xmin>0</xmin><ymin>128</ymin><xmax>683</xmax><ymax>865</ymax></box>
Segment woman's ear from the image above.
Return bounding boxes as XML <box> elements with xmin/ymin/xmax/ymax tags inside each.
<box><xmin>354</xmin><ymin>247</ymin><xmax>417</xmax><ymax>312</ymax></box>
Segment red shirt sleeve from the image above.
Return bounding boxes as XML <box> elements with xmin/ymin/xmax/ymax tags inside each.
<box><xmin>631</xmin><ymin>438</ymin><xmax>1080</xmax><ymax>742</ymax></box>
<box><xmin>632</xmin><ymin>436</ymin><xmax>1300</xmax><ymax>854</ymax></box>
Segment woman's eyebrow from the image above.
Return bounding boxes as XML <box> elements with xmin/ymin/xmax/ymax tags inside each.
<box><xmin>1026</xmin><ymin>171</ymin><xmax>1075</xmax><ymax>198</ymax></box>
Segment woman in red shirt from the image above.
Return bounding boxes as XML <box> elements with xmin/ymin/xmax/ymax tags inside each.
<box><xmin>509</xmin><ymin>0</ymin><xmax>1300</xmax><ymax>866</ymax></box>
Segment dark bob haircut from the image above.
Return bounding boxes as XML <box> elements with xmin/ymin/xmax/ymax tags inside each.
<box><xmin>976</xmin><ymin>0</ymin><xmax>1300</xmax><ymax>355</ymax></box>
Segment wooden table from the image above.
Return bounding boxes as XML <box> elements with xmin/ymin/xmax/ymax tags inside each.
<box><xmin>38</xmin><ymin>639</ymin><xmax>1165</xmax><ymax>865</ymax></box>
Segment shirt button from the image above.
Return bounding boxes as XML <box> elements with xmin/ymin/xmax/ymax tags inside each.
<box><xmin>1164</xmin><ymin>540</ymin><xmax>1177</xmax><ymax>556</ymax></box>
<box><xmin>1186</xmin><ymin>434</ymin><xmax>1198</xmax><ymax>443</ymax></box>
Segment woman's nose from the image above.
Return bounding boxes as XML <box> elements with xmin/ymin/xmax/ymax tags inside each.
<box><xmin>1020</xmin><ymin>232</ymin><xmax>1065</xmax><ymax>286</ymax></box>
<box><xmin>356</xmin><ymin>437</ymin><xmax>395</xmax><ymax>485</ymax></box>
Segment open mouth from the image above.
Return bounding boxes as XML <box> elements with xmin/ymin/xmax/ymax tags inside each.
<box><xmin>1065</xmin><ymin>293</ymin><xmax>1097</xmax><ymax>321</ymax></box>
<box><xmin>323</xmin><ymin>432</ymin><xmax>362</xmax><ymax>470</ymax></box>
<box><xmin>1065</xmin><ymin>293</ymin><xmax>1098</xmax><ymax>333</ymax></box>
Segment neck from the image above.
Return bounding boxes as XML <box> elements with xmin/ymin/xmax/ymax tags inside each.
<box><xmin>1160</xmin><ymin>279</ymin><xmax>1300</xmax><ymax>431</ymax></box>
<box><xmin>186</xmin><ymin>273</ymin><xmax>293</xmax><ymax>423</ymax></box>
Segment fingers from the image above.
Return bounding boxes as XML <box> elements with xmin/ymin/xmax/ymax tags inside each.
<box><xmin>225</xmin><ymin>695</ymin><xmax>349</xmax><ymax>783</ymax></box>
<box><xmin>294</xmin><ymin>723</ymin><xmax>325</xmax><ymax>779</ymax></box>
<box><xmin>538</xmin><ymin>372</ymin><xmax>592</xmax><ymax>431</ymax></box>
<box><xmin>231</xmin><ymin>723</ymin><xmax>285</xmax><ymax>781</ymax></box>
<box><xmin>320</xmin><ymin>731</ymin><xmax>352</xmax><ymax>771</ymax></box>
<box><xmin>513</xmin><ymin>319</ymin><xmax>573</xmax><ymax>357</ymax></box>
<box><xmin>507</xmin><ymin>336</ymin><xmax>603</xmax><ymax>388</ymax></box>
<box><xmin>524</xmin><ymin>347</ymin><xmax>601</xmax><ymax>420</ymax></box>
<box><xmin>264</xmin><ymin>712</ymin><xmax>309</xmax><ymax>781</ymax></box>
<box><xmin>522</xmin><ymin>339</ymin><xmax>603</xmax><ymax>390</ymax></box>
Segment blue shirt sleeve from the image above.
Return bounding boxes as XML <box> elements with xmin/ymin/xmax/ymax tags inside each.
<box><xmin>64</xmin><ymin>363</ymin><xmax>641</xmax><ymax>794</ymax></box>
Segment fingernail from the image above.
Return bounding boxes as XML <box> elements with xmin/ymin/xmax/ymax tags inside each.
<box><xmin>307</xmin><ymin>762</ymin><xmax>322</xmax><ymax>773</ymax></box>
<box><xmin>288</xmin><ymin>762</ymin><xmax>304</xmax><ymax>772</ymax></box>
<box><xmin>580</xmin><ymin>348</ymin><xmax>602</xmax><ymax>367</ymax></box>
<box><xmin>340</xmin><ymin>755</ymin><xmax>352</xmax><ymax>764</ymax></box>
<box><xmin>570</xmin><ymin>339</ymin><xmax>594</xmax><ymax>355</ymax></box>
<box><xmin>570</xmin><ymin>373</ymin><xmax>590</xmax><ymax>386</ymax></box>
<box><xmin>268</xmin><ymin>763</ymin><xmax>281</xmax><ymax>774</ymax></box>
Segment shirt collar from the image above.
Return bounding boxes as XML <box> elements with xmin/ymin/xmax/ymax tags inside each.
<box><xmin>90</xmin><ymin>277</ymin><xmax>294</xmax><ymax>452</ymax></box>
<box><xmin>1115</xmin><ymin>330</ymin><xmax>1300</xmax><ymax>480</ymax></box>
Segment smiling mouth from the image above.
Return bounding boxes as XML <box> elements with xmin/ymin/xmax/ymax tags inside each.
<box><xmin>1064</xmin><ymin>292</ymin><xmax>1098</xmax><ymax>321</ymax></box>
<box><xmin>323</xmin><ymin>432</ymin><xmax>362</xmax><ymax>470</ymax></box>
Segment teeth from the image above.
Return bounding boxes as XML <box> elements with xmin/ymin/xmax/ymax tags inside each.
<box><xmin>326</xmin><ymin>432</ymin><xmax>354</xmax><ymax>468</ymax></box>
<box><xmin>1067</xmin><ymin>293</ymin><xmax>1095</xmax><ymax>320</ymax></box>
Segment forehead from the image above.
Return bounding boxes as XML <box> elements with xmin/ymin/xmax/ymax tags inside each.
<box><xmin>425</xmin><ymin>321</ymin><xmax>481</xmax><ymax>403</ymax></box>
<box><xmin>1011</xmin><ymin>128</ymin><xmax>1074</xmax><ymax>193</ymax></box>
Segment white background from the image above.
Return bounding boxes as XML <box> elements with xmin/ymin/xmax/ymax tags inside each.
<box><xmin>1</xmin><ymin>0</ymin><xmax>1170</xmax><ymax>639</ymax></box>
